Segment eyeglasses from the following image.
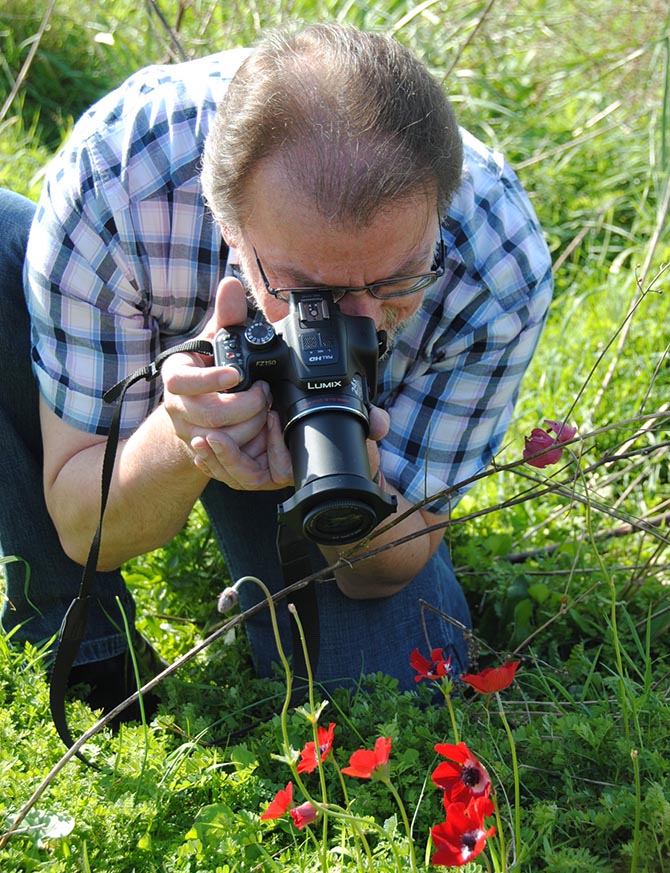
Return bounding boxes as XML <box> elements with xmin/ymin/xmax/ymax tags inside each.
<box><xmin>250</xmin><ymin>221</ymin><xmax>446</xmax><ymax>304</ymax></box>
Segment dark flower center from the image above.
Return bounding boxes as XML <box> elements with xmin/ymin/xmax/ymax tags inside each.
<box><xmin>461</xmin><ymin>764</ymin><xmax>481</xmax><ymax>787</ymax></box>
<box><xmin>462</xmin><ymin>832</ymin><xmax>477</xmax><ymax>852</ymax></box>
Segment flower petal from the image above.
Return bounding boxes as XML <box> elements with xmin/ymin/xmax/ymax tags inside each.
<box><xmin>544</xmin><ymin>419</ymin><xmax>577</xmax><ymax>442</ymax></box>
<box><xmin>290</xmin><ymin>801</ymin><xmax>319</xmax><ymax>830</ymax></box>
<box><xmin>431</xmin><ymin>797</ymin><xmax>496</xmax><ymax>867</ymax></box>
<box><xmin>342</xmin><ymin>748</ymin><xmax>379</xmax><ymax>779</ymax></box>
<box><xmin>342</xmin><ymin>737</ymin><xmax>392</xmax><ymax>779</ymax></box>
<box><xmin>260</xmin><ymin>782</ymin><xmax>294</xmax><ymax>820</ymax></box>
<box><xmin>460</xmin><ymin>661</ymin><xmax>520</xmax><ymax>694</ymax></box>
<box><xmin>523</xmin><ymin>428</ymin><xmax>564</xmax><ymax>467</ymax></box>
<box><xmin>434</xmin><ymin>742</ymin><xmax>471</xmax><ymax>764</ymax></box>
<box><xmin>410</xmin><ymin>647</ymin><xmax>432</xmax><ymax>680</ymax></box>
<box><xmin>432</xmin><ymin>742</ymin><xmax>491</xmax><ymax>802</ymax></box>
<box><xmin>297</xmin><ymin>723</ymin><xmax>336</xmax><ymax>773</ymax></box>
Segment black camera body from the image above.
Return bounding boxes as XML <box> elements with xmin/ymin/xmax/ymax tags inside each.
<box><xmin>213</xmin><ymin>291</ymin><xmax>397</xmax><ymax>545</ymax></box>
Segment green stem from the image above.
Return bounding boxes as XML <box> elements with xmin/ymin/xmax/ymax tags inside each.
<box><xmin>630</xmin><ymin>749</ymin><xmax>641</xmax><ymax>873</ymax></box>
<box><xmin>256</xmin><ymin>581</ymin><xmax>333</xmax><ymax>871</ymax></box>
<box><xmin>116</xmin><ymin>597</ymin><xmax>149</xmax><ymax>798</ymax></box>
<box><xmin>288</xmin><ymin>603</ymin><xmax>331</xmax><ymax>868</ymax></box>
<box><xmin>578</xmin><ymin>465</ymin><xmax>631</xmax><ymax>739</ymax></box>
<box><xmin>490</xmin><ymin>794</ymin><xmax>507</xmax><ymax>873</ymax></box>
<box><xmin>383</xmin><ymin>778</ymin><xmax>418</xmax><ymax>873</ymax></box>
<box><xmin>333</xmin><ymin>758</ymin><xmax>375</xmax><ymax>872</ymax></box>
<box><xmin>496</xmin><ymin>693</ymin><xmax>520</xmax><ymax>871</ymax></box>
<box><xmin>441</xmin><ymin>681</ymin><xmax>460</xmax><ymax>743</ymax></box>
<box><xmin>254</xmin><ymin>576</ymin><xmax>295</xmax><ymax>758</ymax></box>
<box><xmin>244</xmin><ymin>580</ymin><xmax>332</xmax><ymax>868</ymax></box>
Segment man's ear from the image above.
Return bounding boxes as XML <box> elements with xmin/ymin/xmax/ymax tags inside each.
<box><xmin>220</xmin><ymin>223</ymin><xmax>238</xmax><ymax>248</ymax></box>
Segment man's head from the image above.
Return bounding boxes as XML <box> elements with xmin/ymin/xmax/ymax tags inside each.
<box><xmin>202</xmin><ymin>22</ymin><xmax>462</xmax><ymax>234</ymax></box>
<box><xmin>201</xmin><ymin>23</ymin><xmax>463</xmax><ymax>333</ymax></box>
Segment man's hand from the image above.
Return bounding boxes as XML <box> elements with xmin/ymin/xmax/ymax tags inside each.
<box><xmin>161</xmin><ymin>276</ymin><xmax>293</xmax><ymax>490</ymax></box>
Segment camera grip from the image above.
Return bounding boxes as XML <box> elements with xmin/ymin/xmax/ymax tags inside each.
<box><xmin>213</xmin><ymin>321</ymin><xmax>279</xmax><ymax>391</ymax></box>
<box><xmin>212</xmin><ymin>326</ymin><xmax>248</xmax><ymax>389</ymax></box>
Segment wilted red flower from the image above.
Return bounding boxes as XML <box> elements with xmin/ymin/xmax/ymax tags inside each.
<box><xmin>289</xmin><ymin>801</ymin><xmax>319</xmax><ymax>830</ymax></box>
<box><xmin>432</xmin><ymin>742</ymin><xmax>491</xmax><ymax>803</ymax></box>
<box><xmin>297</xmin><ymin>722</ymin><xmax>336</xmax><ymax>774</ymax></box>
<box><xmin>523</xmin><ymin>419</ymin><xmax>577</xmax><ymax>468</ymax></box>
<box><xmin>410</xmin><ymin>647</ymin><xmax>452</xmax><ymax>682</ymax></box>
<box><xmin>460</xmin><ymin>661</ymin><xmax>520</xmax><ymax>694</ymax></box>
<box><xmin>523</xmin><ymin>427</ymin><xmax>563</xmax><ymax>466</ymax></box>
<box><xmin>342</xmin><ymin>737</ymin><xmax>392</xmax><ymax>780</ymax></box>
<box><xmin>431</xmin><ymin>796</ymin><xmax>496</xmax><ymax>868</ymax></box>
<box><xmin>260</xmin><ymin>781</ymin><xmax>294</xmax><ymax>821</ymax></box>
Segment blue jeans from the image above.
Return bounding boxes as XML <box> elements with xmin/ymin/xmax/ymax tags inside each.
<box><xmin>0</xmin><ymin>188</ymin><xmax>471</xmax><ymax>691</ymax></box>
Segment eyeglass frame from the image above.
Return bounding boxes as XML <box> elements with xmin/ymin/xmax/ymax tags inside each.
<box><xmin>248</xmin><ymin>217</ymin><xmax>446</xmax><ymax>304</ymax></box>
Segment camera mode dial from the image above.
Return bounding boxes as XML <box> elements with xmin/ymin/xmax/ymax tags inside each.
<box><xmin>244</xmin><ymin>321</ymin><xmax>276</xmax><ymax>347</ymax></box>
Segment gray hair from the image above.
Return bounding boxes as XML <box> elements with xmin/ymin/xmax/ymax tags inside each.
<box><xmin>201</xmin><ymin>23</ymin><xmax>463</xmax><ymax>231</ymax></box>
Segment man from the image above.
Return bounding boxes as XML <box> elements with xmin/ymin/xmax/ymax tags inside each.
<box><xmin>0</xmin><ymin>23</ymin><xmax>552</xmax><ymax>716</ymax></box>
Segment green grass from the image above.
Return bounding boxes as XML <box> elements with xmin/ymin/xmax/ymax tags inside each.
<box><xmin>1</xmin><ymin>0</ymin><xmax>670</xmax><ymax>870</ymax></box>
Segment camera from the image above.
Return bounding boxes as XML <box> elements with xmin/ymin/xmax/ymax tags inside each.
<box><xmin>213</xmin><ymin>290</ymin><xmax>397</xmax><ymax>545</ymax></box>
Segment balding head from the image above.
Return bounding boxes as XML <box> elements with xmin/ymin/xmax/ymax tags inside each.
<box><xmin>201</xmin><ymin>23</ymin><xmax>463</xmax><ymax>233</ymax></box>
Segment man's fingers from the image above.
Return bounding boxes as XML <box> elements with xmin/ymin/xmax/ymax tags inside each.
<box><xmin>213</xmin><ymin>276</ymin><xmax>249</xmax><ymax>332</ymax></box>
<box><xmin>369</xmin><ymin>405</ymin><xmax>390</xmax><ymax>442</ymax></box>
<box><xmin>162</xmin><ymin>360</ymin><xmax>241</xmax><ymax>396</ymax></box>
<box><xmin>266</xmin><ymin>411</ymin><xmax>293</xmax><ymax>484</ymax></box>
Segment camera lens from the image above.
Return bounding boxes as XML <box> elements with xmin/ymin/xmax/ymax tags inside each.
<box><xmin>303</xmin><ymin>498</ymin><xmax>378</xmax><ymax>544</ymax></box>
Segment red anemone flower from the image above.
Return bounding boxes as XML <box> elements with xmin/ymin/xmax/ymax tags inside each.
<box><xmin>460</xmin><ymin>661</ymin><xmax>520</xmax><ymax>694</ymax></box>
<box><xmin>297</xmin><ymin>722</ymin><xmax>336</xmax><ymax>774</ymax></box>
<box><xmin>431</xmin><ymin>796</ymin><xmax>496</xmax><ymax>868</ymax></box>
<box><xmin>260</xmin><ymin>781</ymin><xmax>294</xmax><ymax>821</ymax></box>
<box><xmin>410</xmin><ymin>647</ymin><xmax>452</xmax><ymax>682</ymax></box>
<box><xmin>432</xmin><ymin>742</ymin><xmax>491</xmax><ymax>803</ymax></box>
<box><xmin>289</xmin><ymin>801</ymin><xmax>319</xmax><ymax>830</ymax></box>
<box><xmin>342</xmin><ymin>736</ymin><xmax>392</xmax><ymax>780</ymax></box>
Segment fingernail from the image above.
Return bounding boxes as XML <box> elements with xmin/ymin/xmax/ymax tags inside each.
<box><xmin>219</xmin><ymin>367</ymin><xmax>241</xmax><ymax>389</ymax></box>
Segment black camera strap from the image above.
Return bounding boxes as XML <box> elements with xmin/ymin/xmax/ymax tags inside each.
<box><xmin>50</xmin><ymin>339</ymin><xmax>214</xmax><ymax>764</ymax></box>
<box><xmin>49</xmin><ymin>338</ymin><xmax>320</xmax><ymax>764</ymax></box>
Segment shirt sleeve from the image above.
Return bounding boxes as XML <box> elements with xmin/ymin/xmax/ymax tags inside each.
<box><xmin>23</xmin><ymin>55</ymin><xmax>236</xmax><ymax>436</ymax></box>
<box><xmin>377</xmin><ymin>133</ymin><xmax>553</xmax><ymax>513</ymax></box>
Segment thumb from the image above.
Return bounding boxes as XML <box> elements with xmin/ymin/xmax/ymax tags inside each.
<box><xmin>369</xmin><ymin>405</ymin><xmax>390</xmax><ymax>442</ymax></box>
<box><xmin>203</xmin><ymin>276</ymin><xmax>248</xmax><ymax>338</ymax></box>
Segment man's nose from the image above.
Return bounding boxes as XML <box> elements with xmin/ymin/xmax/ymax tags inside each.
<box><xmin>337</xmin><ymin>291</ymin><xmax>384</xmax><ymax>327</ymax></box>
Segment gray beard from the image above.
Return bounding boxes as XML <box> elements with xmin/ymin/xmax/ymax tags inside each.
<box><xmin>379</xmin><ymin>307</ymin><xmax>421</xmax><ymax>357</ymax></box>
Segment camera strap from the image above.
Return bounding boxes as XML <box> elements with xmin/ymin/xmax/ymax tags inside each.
<box><xmin>49</xmin><ymin>338</ymin><xmax>215</xmax><ymax>765</ymax></box>
<box><xmin>49</xmin><ymin>337</ymin><xmax>320</xmax><ymax>764</ymax></box>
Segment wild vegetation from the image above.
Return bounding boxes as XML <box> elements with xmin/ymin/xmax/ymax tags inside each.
<box><xmin>1</xmin><ymin>0</ymin><xmax>669</xmax><ymax>870</ymax></box>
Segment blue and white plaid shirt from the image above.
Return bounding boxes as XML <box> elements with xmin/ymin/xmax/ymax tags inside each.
<box><xmin>25</xmin><ymin>48</ymin><xmax>553</xmax><ymax>514</ymax></box>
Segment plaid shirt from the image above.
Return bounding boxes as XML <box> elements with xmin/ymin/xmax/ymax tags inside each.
<box><xmin>25</xmin><ymin>49</ymin><xmax>553</xmax><ymax>514</ymax></box>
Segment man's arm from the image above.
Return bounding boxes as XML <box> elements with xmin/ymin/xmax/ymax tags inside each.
<box><xmin>40</xmin><ymin>398</ymin><xmax>209</xmax><ymax>569</ymax></box>
<box><xmin>39</xmin><ymin>280</ymin><xmax>283</xmax><ymax>570</ymax></box>
<box><xmin>320</xmin><ymin>482</ymin><xmax>448</xmax><ymax>600</ymax></box>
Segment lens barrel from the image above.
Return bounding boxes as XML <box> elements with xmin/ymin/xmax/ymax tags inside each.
<box><xmin>278</xmin><ymin>409</ymin><xmax>396</xmax><ymax>545</ymax></box>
